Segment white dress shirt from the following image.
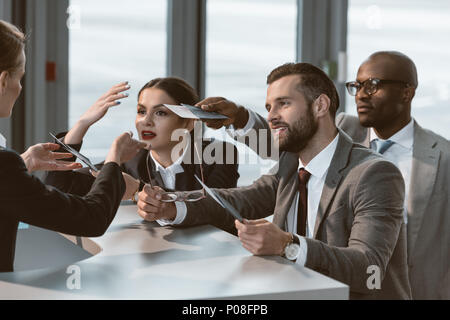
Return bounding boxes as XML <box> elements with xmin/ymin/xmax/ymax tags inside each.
<box><xmin>151</xmin><ymin>150</ymin><xmax>189</xmax><ymax>226</ymax></box>
<box><xmin>287</xmin><ymin>134</ymin><xmax>339</xmax><ymax>266</ymax></box>
<box><xmin>369</xmin><ymin>119</ymin><xmax>414</xmax><ymax>224</ymax></box>
<box><xmin>149</xmin><ymin>151</ymin><xmax>185</xmax><ymax>190</ymax></box>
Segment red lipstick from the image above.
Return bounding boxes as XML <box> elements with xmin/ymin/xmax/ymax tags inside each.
<box><xmin>141</xmin><ymin>131</ymin><xmax>157</xmax><ymax>140</ymax></box>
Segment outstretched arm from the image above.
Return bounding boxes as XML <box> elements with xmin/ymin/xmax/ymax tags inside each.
<box><xmin>195</xmin><ymin>97</ymin><xmax>278</xmax><ymax>160</ymax></box>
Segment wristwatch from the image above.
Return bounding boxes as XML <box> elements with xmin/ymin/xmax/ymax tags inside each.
<box><xmin>283</xmin><ymin>233</ymin><xmax>301</xmax><ymax>261</ymax></box>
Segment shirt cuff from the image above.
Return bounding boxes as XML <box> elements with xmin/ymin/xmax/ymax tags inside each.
<box><xmin>156</xmin><ymin>201</ymin><xmax>187</xmax><ymax>226</ymax></box>
<box><xmin>295</xmin><ymin>234</ymin><xmax>308</xmax><ymax>267</ymax></box>
<box><xmin>226</xmin><ymin>109</ymin><xmax>256</xmax><ymax>137</ymax></box>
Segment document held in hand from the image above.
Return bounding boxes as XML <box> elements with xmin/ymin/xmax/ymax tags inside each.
<box><xmin>194</xmin><ymin>175</ymin><xmax>244</xmax><ymax>222</ymax></box>
<box><xmin>49</xmin><ymin>132</ymin><xmax>99</xmax><ymax>172</ymax></box>
<box><xmin>164</xmin><ymin>104</ymin><xmax>229</xmax><ymax>120</ymax></box>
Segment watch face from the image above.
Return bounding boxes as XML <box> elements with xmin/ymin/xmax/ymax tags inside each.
<box><xmin>285</xmin><ymin>243</ymin><xmax>300</xmax><ymax>261</ymax></box>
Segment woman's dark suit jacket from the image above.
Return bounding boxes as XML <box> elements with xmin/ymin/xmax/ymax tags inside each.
<box><xmin>0</xmin><ymin>147</ymin><xmax>125</xmax><ymax>272</ymax></box>
<box><xmin>43</xmin><ymin>134</ymin><xmax>240</xmax><ymax>197</ymax></box>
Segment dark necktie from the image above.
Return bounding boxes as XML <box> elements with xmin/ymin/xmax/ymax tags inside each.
<box><xmin>297</xmin><ymin>168</ymin><xmax>311</xmax><ymax>236</ymax></box>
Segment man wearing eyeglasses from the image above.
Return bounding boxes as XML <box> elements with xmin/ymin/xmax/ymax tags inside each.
<box><xmin>137</xmin><ymin>62</ymin><xmax>412</xmax><ymax>300</ymax></box>
<box><xmin>338</xmin><ymin>51</ymin><xmax>450</xmax><ymax>300</ymax></box>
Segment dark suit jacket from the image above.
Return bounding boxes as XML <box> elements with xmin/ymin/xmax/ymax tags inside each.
<box><xmin>0</xmin><ymin>147</ymin><xmax>125</xmax><ymax>272</ymax></box>
<box><xmin>336</xmin><ymin>113</ymin><xmax>450</xmax><ymax>299</ymax></box>
<box><xmin>179</xmin><ymin>129</ymin><xmax>412</xmax><ymax>299</ymax></box>
<box><xmin>43</xmin><ymin>134</ymin><xmax>239</xmax><ymax>196</ymax></box>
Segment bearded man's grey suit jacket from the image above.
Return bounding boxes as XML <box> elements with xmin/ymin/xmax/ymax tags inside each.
<box><xmin>178</xmin><ymin>112</ymin><xmax>412</xmax><ymax>299</ymax></box>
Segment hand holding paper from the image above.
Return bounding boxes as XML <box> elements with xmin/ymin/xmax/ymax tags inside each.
<box><xmin>163</xmin><ymin>103</ymin><xmax>229</xmax><ymax>120</ymax></box>
<box><xmin>195</xmin><ymin>97</ymin><xmax>250</xmax><ymax>129</ymax></box>
<box><xmin>50</xmin><ymin>132</ymin><xmax>99</xmax><ymax>172</ymax></box>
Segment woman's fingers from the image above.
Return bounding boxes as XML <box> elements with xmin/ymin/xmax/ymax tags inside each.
<box><xmin>49</xmin><ymin>152</ymin><xmax>74</xmax><ymax>160</ymax></box>
<box><xmin>137</xmin><ymin>208</ymin><xmax>157</xmax><ymax>222</ymax></box>
<box><xmin>53</xmin><ymin>160</ymin><xmax>81</xmax><ymax>166</ymax></box>
<box><xmin>103</xmin><ymin>101</ymin><xmax>122</xmax><ymax>109</ymax></box>
<box><xmin>109</xmin><ymin>83</ymin><xmax>130</xmax><ymax>95</ymax></box>
<box><xmin>137</xmin><ymin>200</ymin><xmax>161</xmax><ymax>214</ymax></box>
<box><xmin>51</xmin><ymin>160</ymin><xmax>83</xmax><ymax>171</ymax></box>
<box><xmin>241</xmin><ymin>218</ymin><xmax>268</xmax><ymax>225</ymax></box>
<box><xmin>41</xmin><ymin>143</ymin><xmax>61</xmax><ymax>151</ymax></box>
<box><xmin>138</xmin><ymin>187</ymin><xmax>165</xmax><ymax>208</ymax></box>
<box><xmin>97</xmin><ymin>82</ymin><xmax>130</xmax><ymax>101</ymax></box>
<box><xmin>105</xmin><ymin>92</ymin><xmax>129</xmax><ymax>103</ymax></box>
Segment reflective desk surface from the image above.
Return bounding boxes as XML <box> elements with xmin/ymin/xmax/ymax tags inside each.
<box><xmin>0</xmin><ymin>205</ymin><xmax>348</xmax><ymax>299</ymax></box>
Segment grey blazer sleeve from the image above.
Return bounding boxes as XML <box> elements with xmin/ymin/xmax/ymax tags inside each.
<box><xmin>304</xmin><ymin>160</ymin><xmax>406</xmax><ymax>295</ymax></box>
<box><xmin>0</xmin><ymin>149</ymin><xmax>125</xmax><ymax>236</ymax></box>
<box><xmin>181</xmin><ymin>172</ymin><xmax>280</xmax><ymax>235</ymax></box>
<box><xmin>335</xmin><ymin>113</ymin><xmax>369</xmax><ymax>145</ymax></box>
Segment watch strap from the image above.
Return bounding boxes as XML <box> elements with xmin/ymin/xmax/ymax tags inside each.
<box><xmin>292</xmin><ymin>233</ymin><xmax>300</xmax><ymax>245</ymax></box>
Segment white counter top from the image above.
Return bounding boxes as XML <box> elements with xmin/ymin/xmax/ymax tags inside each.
<box><xmin>0</xmin><ymin>205</ymin><xmax>348</xmax><ymax>299</ymax></box>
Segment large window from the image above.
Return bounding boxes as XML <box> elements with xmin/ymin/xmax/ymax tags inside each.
<box><xmin>205</xmin><ymin>0</ymin><xmax>297</xmax><ymax>185</ymax></box>
<box><xmin>69</xmin><ymin>0</ymin><xmax>167</xmax><ymax>162</ymax></box>
<box><xmin>347</xmin><ymin>0</ymin><xmax>450</xmax><ymax>139</ymax></box>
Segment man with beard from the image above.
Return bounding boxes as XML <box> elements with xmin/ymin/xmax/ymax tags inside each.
<box><xmin>136</xmin><ymin>63</ymin><xmax>411</xmax><ymax>299</ymax></box>
<box><xmin>337</xmin><ymin>51</ymin><xmax>450</xmax><ymax>300</ymax></box>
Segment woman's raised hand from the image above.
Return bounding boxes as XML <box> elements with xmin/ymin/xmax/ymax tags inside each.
<box><xmin>104</xmin><ymin>132</ymin><xmax>147</xmax><ymax>166</ymax></box>
<box><xmin>64</xmin><ymin>82</ymin><xmax>131</xmax><ymax>144</ymax></box>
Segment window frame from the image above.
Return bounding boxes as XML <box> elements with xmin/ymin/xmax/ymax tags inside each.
<box><xmin>3</xmin><ymin>0</ymin><xmax>349</xmax><ymax>153</ymax></box>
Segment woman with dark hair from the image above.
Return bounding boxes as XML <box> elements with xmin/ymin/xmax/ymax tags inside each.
<box><xmin>43</xmin><ymin>76</ymin><xmax>240</xmax><ymax>206</ymax></box>
<box><xmin>0</xmin><ymin>20</ymin><xmax>146</xmax><ymax>272</ymax></box>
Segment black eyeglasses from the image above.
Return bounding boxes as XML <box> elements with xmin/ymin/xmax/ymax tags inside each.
<box><xmin>144</xmin><ymin>142</ymin><xmax>206</xmax><ymax>203</ymax></box>
<box><xmin>345</xmin><ymin>78</ymin><xmax>411</xmax><ymax>96</ymax></box>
